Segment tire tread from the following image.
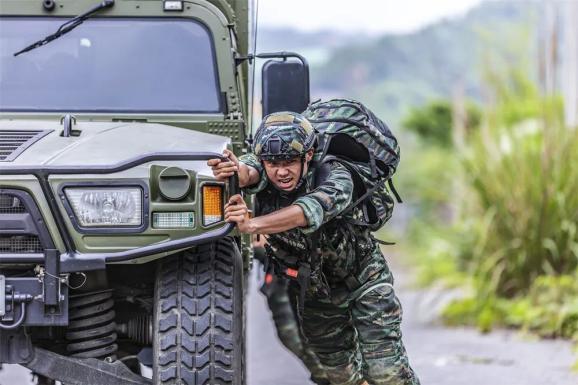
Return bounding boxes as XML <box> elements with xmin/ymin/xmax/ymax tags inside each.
<box><xmin>154</xmin><ymin>238</ymin><xmax>241</xmax><ymax>385</ymax></box>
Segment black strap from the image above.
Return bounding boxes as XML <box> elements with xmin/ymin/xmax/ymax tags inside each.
<box><xmin>388</xmin><ymin>179</ymin><xmax>402</xmax><ymax>203</ymax></box>
<box><xmin>297</xmin><ymin>263</ymin><xmax>311</xmax><ymax>312</ymax></box>
<box><xmin>309</xmin><ymin>230</ymin><xmax>321</xmax><ymax>271</ymax></box>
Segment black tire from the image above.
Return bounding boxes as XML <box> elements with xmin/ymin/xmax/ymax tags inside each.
<box><xmin>153</xmin><ymin>238</ymin><xmax>244</xmax><ymax>385</ymax></box>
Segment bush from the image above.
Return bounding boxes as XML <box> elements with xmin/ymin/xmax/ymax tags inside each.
<box><xmin>436</xmin><ymin>71</ymin><xmax>578</xmax><ymax>345</ymax></box>
<box><xmin>462</xmin><ymin>110</ymin><xmax>578</xmax><ymax>297</ymax></box>
<box><xmin>403</xmin><ymin>100</ymin><xmax>481</xmax><ymax>147</ymax></box>
<box><xmin>443</xmin><ymin>274</ymin><xmax>578</xmax><ymax>340</ymax></box>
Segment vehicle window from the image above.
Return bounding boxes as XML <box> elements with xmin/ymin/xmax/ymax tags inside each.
<box><xmin>0</xmin><ymin>18</ymin><xmax>221</xmax><ymax>113</ymax></box>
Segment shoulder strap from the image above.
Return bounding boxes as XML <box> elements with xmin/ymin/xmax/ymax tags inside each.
<box><xmin>388</xmin><ymin>179</ymin><xmax>402</xmax><ymax>203</ymax></box>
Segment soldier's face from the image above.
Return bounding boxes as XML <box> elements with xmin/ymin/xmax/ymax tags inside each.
<box><xmin>263</xmin><ymin>150</ymin><xmax>314</xmax><ymax>191</ymax></box>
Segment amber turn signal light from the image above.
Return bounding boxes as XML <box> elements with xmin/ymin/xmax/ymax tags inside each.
<box><xmin>202</xmin><ymin>185</ymin><xmax>223</xmax><ymax>225</ymax></box>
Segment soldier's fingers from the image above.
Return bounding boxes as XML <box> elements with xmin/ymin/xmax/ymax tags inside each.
<box><xmin>224</xmin><ymin>203</ymin><xmax>246</xmax><ymax>210</ymax></box>
<box><xmin>224</xmin><ymin>209</ymin><xmax>247</xmax><ymax>218</ymax></box>
<box><xmin>226</xmin><ymin>150</ymin><xmax>239</xmax><ymax>165</ymax></box>
<box><xmin>227</xmin><ymin>194</ymin><xmax>243</xmax><ymax>205</ymax></box>
<box><xmin>224</xmin><ymin>202</ymin><xmax>242</xmax><ymax>211</ymax></box>
<box><xmin>215</xmin><ymin>168</ymin><xmax>235</xmax><ymax>176</ymax></box>
<box><xmin>207</xmin><ymin>158</ymin><xmax>221</xmax><ymax>166</ymax></box>
<box><xmin>216</xmin><ymin>165</ymin><xmax>238</xmax><ymax>174</ymax></box>
<box><xmin>216</xmin><ymin>172</ymin><xmax>234</xmax><ymax>180</ymax></box>
<box><xmin>227</xmin><ymin>205</ymin><xmax>246</xmax><ymax>213</ymax></box>
<box><xmin>215</xmin><ymin>161</ymin><xmax>234</xmax><ymax>169</ymax></box>
<box><xmin>226</xmin><ymin>203</ymin><xmax>245</xmax><ymax>212</ymax></box>
<box><xmin>225</xmin><ymin>214</ymin><xmax>246</xmax><ymax>223</ymax></box>
<box><xmin>213</xmin><ymin>169</ymin><xmax>232</xmax><ymax>179</ymax></box>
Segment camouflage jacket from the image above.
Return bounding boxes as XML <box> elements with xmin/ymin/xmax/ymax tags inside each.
<box><xmin>240</xmin><ymin>153</ymin><xmax>387</xmax><ymax>302</ymax></box>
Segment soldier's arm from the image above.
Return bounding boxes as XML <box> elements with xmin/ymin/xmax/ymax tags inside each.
<box><xmin>238</xmin><ymin>152</ymin><xmax>269</xmax><ymax>193</ymax></box>
<box><xmin>225</xmin><ymin>195</ymin><xmax>307</xmax><ymax>234</ymax></box>
<box><xmin>225</xmin><ymin>161</ymin><xmax>354</xmax><ymax>234</ymax></box>
<box><xmin>293</xmin><ymin>161</ymin><xmax>354</xmax><ymax>233</ymax></box>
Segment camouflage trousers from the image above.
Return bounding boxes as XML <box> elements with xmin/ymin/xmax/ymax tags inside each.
<box><xmin>291</xmin><ymin>269</ymin><xmax>420</xmax><ymax>385</ymax></box>
<box><xmin>262</xmin><ymin>274</ymin><xmax>329</xmax><ymax>384</ymax></box>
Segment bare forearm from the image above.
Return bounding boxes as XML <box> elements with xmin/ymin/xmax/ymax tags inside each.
<box><xmin>238</xmin><ymin>163</ymin><xmax>260</xmax><ymax>188</ymax></box>
<box><xmin>245</xmin><ymin>205</ymin><xmax>307</xmax><ymax>234</ymax></box>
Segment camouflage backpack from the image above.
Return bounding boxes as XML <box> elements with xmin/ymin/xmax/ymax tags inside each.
<box><xmin>303</xmin><ymin>98</ymin><xmax>401</xmax><ymax>231</ymax></box>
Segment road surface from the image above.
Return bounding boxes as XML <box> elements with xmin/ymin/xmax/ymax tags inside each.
<box><xmin>1</xmin><ymin>264</ymin><xmax>577</xmax><ymax>385</ymax></box>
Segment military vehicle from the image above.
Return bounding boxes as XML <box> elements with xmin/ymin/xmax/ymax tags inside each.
<box><xmin>0</xmin><ymin>0</ymin><xmax>310</xmax><ymax>384</ymax></box>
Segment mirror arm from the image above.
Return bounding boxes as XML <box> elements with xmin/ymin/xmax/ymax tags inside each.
<box><xmin>235</xmin><ymin>51</ymin><xmax>309</xmax><ymax>71</ymax></box>
<box><xmin>235</xmin><ymin>53</ymin><xmax>255</xmax><ymax>66</ymax></box>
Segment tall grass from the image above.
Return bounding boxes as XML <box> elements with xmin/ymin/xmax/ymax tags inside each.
<box><xmin>460</xmin><ymin>73</ymin><xmax>578</xmax><ymax>297</ymax></box>
<box><xmin>395</xmin><ymin>69</ymin><xmax>578</xmax><ymax>340</ymax></box>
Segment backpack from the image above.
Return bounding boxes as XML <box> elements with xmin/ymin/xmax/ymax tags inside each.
<box><xmin>303</xmin><ymin>98</ymin><xmax>401</xmax><ymax>231</ymax></box>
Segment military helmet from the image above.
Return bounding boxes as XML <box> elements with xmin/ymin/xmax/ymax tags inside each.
<box><xmin>253</xmin><ymin>112</ymin><xmax>316</xmax><ymax>161</ymax></box>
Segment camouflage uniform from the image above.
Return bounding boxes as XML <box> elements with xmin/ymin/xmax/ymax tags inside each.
<box><xmin>258</xmin><ymin>265</ymin><xmax>329</xmax><ymax>385</ymax></box>
<box><xmin>241</xmin><ymin>150</ymin><xmax>420</xmax><ymax>385</ymax></box>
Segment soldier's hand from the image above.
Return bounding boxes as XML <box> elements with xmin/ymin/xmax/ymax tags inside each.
<box><xmin>224</xmin><ymin>194</ymin><xmax>253</xmax><ymax>233</ymax></box>
<box><xmin>207</xmin><ymin>149</ymin><xmax>239</xmax><ymax>181</ymax></box>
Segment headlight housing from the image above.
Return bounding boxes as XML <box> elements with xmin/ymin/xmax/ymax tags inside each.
<box><xmin>64</xmin><ymin>186</ymin><xmax>143</xmax><ymax>228</ymax></box>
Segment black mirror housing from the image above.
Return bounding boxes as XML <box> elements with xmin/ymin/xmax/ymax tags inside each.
<box><xmin>261</xmin><ymin>55</ymin><xmax>310</xmax><ymax>117</ymax></box>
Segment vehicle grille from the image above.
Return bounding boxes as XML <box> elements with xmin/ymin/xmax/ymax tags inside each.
<box><xmin>0</xmin><ymin>129</ymin><xmax>51</xmax><ymax>161</ymax></box>
<box><xmin>0</xmin><ymin>235</ymin><xmax>43</xmax><ymax>253</ymax></box>
<box><xmin>0</xmin><ymin>193</ymin><xmax>26</xmax><ymax>213</ymax></box>
<box><xmin>0</xmin><ymin>191</ymin><xmax>51</xmax><ymax>254</ymax></box>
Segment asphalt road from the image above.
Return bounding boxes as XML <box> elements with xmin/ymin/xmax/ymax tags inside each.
<box><xmin>247</xmin><ymin>267</ymin><xmax>578</xmax><ymax>385</ymax></box>
<box><xmin>2</xmin><ymin>265</ymin><xmax>578</xmax><ymax>385</ymax></box>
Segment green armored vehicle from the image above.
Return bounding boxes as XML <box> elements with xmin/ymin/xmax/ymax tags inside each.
<box><xmin>0</xmin><ymin>0</ymin><xmax>310</xmax><ymax>384</ymax></box>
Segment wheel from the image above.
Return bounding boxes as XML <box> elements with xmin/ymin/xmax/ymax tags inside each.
<box><xmin>153</xmin><ymin>238</ymin><xmax>245</xmax><ymax>385</ymax></box>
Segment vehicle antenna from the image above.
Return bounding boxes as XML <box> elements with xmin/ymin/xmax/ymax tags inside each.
<box><xmin>247</xmin><ymin>0</ymin><xmax>259</xmax><ymax>145</ymax></box>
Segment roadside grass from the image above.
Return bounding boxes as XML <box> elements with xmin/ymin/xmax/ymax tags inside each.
<box><xmin>395</xmin><ymin>72</ymin><xmax>578</xmax><ymax>367</ymax></box>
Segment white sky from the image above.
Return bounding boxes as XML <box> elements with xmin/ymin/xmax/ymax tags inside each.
<box><xmin>258</xmin><ymin>0</ymin><xmax>485</xmax><ymax>35</ymax></box>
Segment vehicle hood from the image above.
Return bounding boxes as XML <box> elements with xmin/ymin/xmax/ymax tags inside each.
<box><xmin>1</xmin><ymin>120</ymin><xmax>230</xmax><ymax>175</ymax></box>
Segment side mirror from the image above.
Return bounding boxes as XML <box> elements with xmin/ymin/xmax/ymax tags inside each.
<box><xmin>260</xmin><ymin>52</ymin><xmax>310</xmax><ymax>116</ymax></box>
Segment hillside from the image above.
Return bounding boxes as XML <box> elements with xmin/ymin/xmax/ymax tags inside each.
<box><xmin>258</xmin><ymin>1</ymin><xmax>539</xmax><ymax>124</ymax></box>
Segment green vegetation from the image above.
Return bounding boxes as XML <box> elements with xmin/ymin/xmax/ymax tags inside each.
<box><xmin>399</xmin><ymin>69</ymin><xmax>578</xmax><ymax>347</ymax></box>
<box><xmin>403</xmin><ymin>100</ymin><xmax>481</xmax><ymax>147</ymax></box>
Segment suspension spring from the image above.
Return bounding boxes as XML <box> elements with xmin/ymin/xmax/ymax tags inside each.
<box><xmin>65</xmin><ymin>290</ymin><xmax>118</xmax><ymax>359</ymax></box>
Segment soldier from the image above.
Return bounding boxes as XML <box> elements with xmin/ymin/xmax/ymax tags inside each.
<box><xmin>207</xmin><ymin>112</ymin><xmax>420</xmax><ymax>385</ymax></box>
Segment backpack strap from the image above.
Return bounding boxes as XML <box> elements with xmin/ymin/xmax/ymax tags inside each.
<box><xmin>312</xmin><ymin>155</ymin><xmax>374</xmax><ymax>225</ymax></box>
<box><xmin>388</xmin><ymin>179</ymin><xmax>402</xmax><ymax>203</ymax></box>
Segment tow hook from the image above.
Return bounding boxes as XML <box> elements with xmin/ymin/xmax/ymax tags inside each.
<box><xmin>0</xmin><ymin>276</ymin><xmax>34</xmax><ymax>330</ymax></box>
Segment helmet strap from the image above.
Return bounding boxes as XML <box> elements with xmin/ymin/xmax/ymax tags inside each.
<box><xmin>294</xmin><ymin>154</ymin><xmax>307</xmax><ymax>190</ymax></box>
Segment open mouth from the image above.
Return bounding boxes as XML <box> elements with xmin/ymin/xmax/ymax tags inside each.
<box><xmin>277</xmin><ymin>177</ymin><xmax>293</xmax><ymax>188</ymax></box>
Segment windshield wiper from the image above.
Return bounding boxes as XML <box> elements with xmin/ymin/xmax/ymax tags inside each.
<box><xmin>13</xmin><ymin>0</ymin><xmax>115</xmax><ymax>57</ymax></box>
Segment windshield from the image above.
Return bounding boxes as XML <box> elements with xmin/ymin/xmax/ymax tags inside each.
<box><xmin>0</xmin><ymin>18</ymin><xmax>221</xmax><ymax>113</ymax></box>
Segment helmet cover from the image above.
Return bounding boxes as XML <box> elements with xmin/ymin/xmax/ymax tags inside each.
<box><xmin>253</xmin><ymin>112</ymin><xmax>316</xmax><ymax>161</ymax></box>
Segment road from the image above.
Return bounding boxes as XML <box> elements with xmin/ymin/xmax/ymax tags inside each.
<box><xmin>2</xmin><ymin>264</ymin><xmax>577</xmax><ymax>385</ymax></box>
<box><xmin>247</xmin><ymin>266</ymin><xmax>578</xmax><ymax>385</ymax></box>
